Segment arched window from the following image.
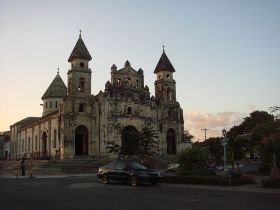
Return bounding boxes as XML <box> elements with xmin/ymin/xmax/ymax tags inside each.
<box><xmin>167</xmin><ymin>128</ymin><xmax>176</xmax><ymax>154</ymax></box>
<box><xmin>50</xmin><ymin>101</ymin><xmax>52</xmax><ymax>109</ymax></box>
<box><xmin>55</xmin><ymin>101</ymin><xmax>58</xmax><ymax>108</ymax></box>
<box><xmin>136</xmin><ymin>80</ymin><xmax>139</xmax><ymax>88</ymax></box>
<box><xmin>35</xmin><ymin>135</ymin><xmax>38</xmax><ymax>150</ymax></box>
<box><xmin>166</xmin><ymin>74</ymin><xmax>170</xmax><ymax>79</ymax></box>
<box><xmin>127</xmin><ymin>78</ymin><xmax>132</xmax><ymax>86</ymax></box>
<box><xmin>117</xmin><ymin>79</ymin><xmax>122</xmax><ymax>86</ymax></box>
<box><xmin>158</xmin><ymin>75</ymin><xmax>162</xmax><ymax>80</ymax></box>
<box><xmin>28</xmin><ymin>137</ymin><xmax>30</xmax><ymax>151</ymax></box>
<box><xmin>79</xmin><ymin>78</ymin><xmax>85</xmax><ymax>92</ymax></box>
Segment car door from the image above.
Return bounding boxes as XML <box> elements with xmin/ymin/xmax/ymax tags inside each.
<box><xmin>104</xmin><ymin>162</ymin><xmax>117</xmax><ymax>180</ymax></box>
<box><xmin>115</xmin><ymin>162</ymin><xmax>130</xmax><ymax>181</ymax></box>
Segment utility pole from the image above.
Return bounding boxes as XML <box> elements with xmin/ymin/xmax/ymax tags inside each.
<box><xmin>201</xmin><ymin>128</ymin><xmax>209</xmax><ymax>141</ymax></box>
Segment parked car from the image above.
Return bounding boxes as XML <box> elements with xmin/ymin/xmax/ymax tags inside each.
<box><xmin>167</xmin><ymin>163</ymin><xmax>180</xmax><ymax>172</ymax></box>
<box><xmin>97</xmin><ymin>160</ymin><xmax>162</xmax><ymax>186</ymax></box>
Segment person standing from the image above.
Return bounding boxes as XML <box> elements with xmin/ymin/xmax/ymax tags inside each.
<box><xmin>20</xmin><ymin>156</ymin><xmax>26</xmax><ymax>176</ymax></box>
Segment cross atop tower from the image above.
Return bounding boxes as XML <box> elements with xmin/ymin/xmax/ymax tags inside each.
<box><xmin>79</xmin><ymin>29</ymin><xmax>82</xmax><ymax>38</ymax></box>
<box><xmin>57</xmin><ymin>67</ymin><xmax>59</xmax><ymax>74</ymax></box>
<box><xmin>162</xmin><ymin>45</ymin><xmax>165</xmax><ymax>52</ymax></box>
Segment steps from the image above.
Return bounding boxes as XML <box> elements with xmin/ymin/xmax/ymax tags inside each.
<box><xmin>0</xmin><ymin>159</ymin><xmax>112</xmax><ymax>176</ymax></box>
<box><xmin>1</xmin><ymin>155</ymin><xmax>177</xmax><ymax>176</ymax></box>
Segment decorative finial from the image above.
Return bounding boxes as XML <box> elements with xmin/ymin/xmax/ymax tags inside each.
<box><xmin>79</xmin><ymin>29</ymin><xmax>82</xmax><ymax>38</ymax></box>
<box><xmin>162</xmin><ymin>45</ymin><xmax>165</xmax><ymax>52</ymax></box>
<box><xmin>57</xmin><ymin>67</ymin><xmax>59</xmax><ymax>74</ymax></box>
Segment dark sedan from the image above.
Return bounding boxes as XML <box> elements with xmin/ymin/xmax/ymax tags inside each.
<box><xmin>97</xmin><ymin>160</ymin><xmax>162</xmax><ymax>186</ymax></box>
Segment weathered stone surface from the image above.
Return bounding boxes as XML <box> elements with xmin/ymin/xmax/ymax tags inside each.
<box><xmin>10</xmin><ymin>36</ymin><xmax>186</xmax><ymax>160</ymax></box>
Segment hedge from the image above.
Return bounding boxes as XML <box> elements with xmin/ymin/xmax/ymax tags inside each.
<box><xmin>161</xmin><ymin>175</ymin><xmax>255</xmax><ymax>186</ymax></box>
<box><xmin>262</xmin><ymin>178</ymin><xmax>280</xmax><ymax>188</ymax></box>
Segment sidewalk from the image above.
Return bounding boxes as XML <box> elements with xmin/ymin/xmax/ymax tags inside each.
<box><xmin>0</xmin><ymin>173</ymin><xmax>96</xmax><ymax>179</ymax></box>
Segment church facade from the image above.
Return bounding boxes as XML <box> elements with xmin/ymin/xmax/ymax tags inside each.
<box><xmin>10</xmin><ymin>35</ymin><xmax>185</xmax><ymax>160</ymax></box>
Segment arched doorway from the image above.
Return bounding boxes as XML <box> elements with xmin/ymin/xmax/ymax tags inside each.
<box><xmin>75</xmin><ymin>125</ymin><xmax>88</xmax><ymax>156</ymax></box>
<box><xmin>42</xmin><ymin>132</ymin><xmax>47</xmax><ymax>159</ymax></box>
<box><xmin>166</xmin><ymin>128</ymin><xmax>176</xmax><ymax>154</ymax></box>
<box><xmin>121</xmin><ymin>126</ymin><xmax>139</xmax><ymax>155</ymax></box>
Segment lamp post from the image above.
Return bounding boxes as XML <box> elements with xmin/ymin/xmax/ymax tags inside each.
<box><xmin>220</xmin><ymin>129</ymin><xmax>229</xmax><ymax>175</ymax></box>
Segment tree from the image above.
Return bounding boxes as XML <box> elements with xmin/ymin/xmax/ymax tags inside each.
<box><xmin>183</xmin><ymin>130</ymin><xmax>194</xmax><ymax>143</ymax></box>
<box><xmin>241</xmin><ymin>111</ymin><xmax>274</xmax><ymax>133</ymax></box>
<box><xmin>265</xmin><ymin>135</ymin><xmax>280</xmax><ymax>166</ymax></box>
<box><xmin>178</xmin><ymin>147</ymin><xmax>209</xmax><ymax>174</ymax></box>
<box><xmin>207</xmin><ymin>137</ymin><xmax>224</xmax><ymax>165</ymax></box>
<box><xmin>227</xmin><ymin>134</ymin><xmax>250</xmax><ymax>171</ymax></box>
<box><xmin>136</xmin><ymin>126</ymin><xmax>159</xmax><ymax>160</ymax></box>
<box><xmin>270</xmin><ymin>106</ymin><xmax>280</xmax><ymax>120</ymax></box>
<box><xmin>226</xmin><ymin>111</ymin><xmax>275</xmax><ymax>162</ymax></box>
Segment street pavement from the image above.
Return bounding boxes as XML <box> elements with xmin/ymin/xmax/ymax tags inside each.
<box><xmin>0</xmin><ymin>174</ymin><xmax>279</xmax><ymax>210</ymax></box>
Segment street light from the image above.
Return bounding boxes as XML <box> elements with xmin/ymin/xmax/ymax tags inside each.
<box><xmin>220</xmin><ymin>129</ymin><xmax>229</xmax><ymax>175</ymax></box>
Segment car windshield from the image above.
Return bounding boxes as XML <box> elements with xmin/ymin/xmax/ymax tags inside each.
<box><xmin>126</xmin><ymin>162</ymin><xmax>147</xmax><ymax>170</ymax></box>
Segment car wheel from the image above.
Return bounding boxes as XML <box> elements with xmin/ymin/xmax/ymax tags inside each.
<box><xmin>130</xmin><ymin>176</ymin><xmax>138</xmax><ymax>186</ymax></box>
<box><xmin>101</xmin><ymin>175</ymin><xmax>109</xmax><ymax>184</ymax></box>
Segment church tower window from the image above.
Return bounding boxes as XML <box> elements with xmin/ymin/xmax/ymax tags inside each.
<box><xmin>55</xmin><ymin>101</ymin><xmax>58</xmax><ymax>108</ymax></box>
<box><xmin>127</xmin><ymin>107</ymin><xmax>132</xmax><ymax>115</ymax></box>
<box><xmin>79</xmin><ymin>103</ymin><xmax>86</xmax><ymax>112</ymax></box>
<box><xmin>117</xmin><ymin>79</ymin><xmax>122</xmax><ymax>86</ymax></box>
<box><xmin>50</xmin><ymin>101</ymin><xmax>52</xmax><ymax>108</ymax></box>
<box><xmin>167</xmin><ymin>88</ymin><xmax>172</xmax><ymax>101</ymax></box>
<box><xmin>80</xmin><ymin>62</ymin><xmax>85</xmax><ymax>68</ymax></box>
<box><xmin>136</xmin><ymin>80</ymin><xmax>139</xmax><ymax>88</ymax></box>
<box><xmin>79</xmin><ymin>78</ymin><xmax>85</xmax><ymax>92</ymax></box>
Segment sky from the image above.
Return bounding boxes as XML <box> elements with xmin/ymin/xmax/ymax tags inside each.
<box><xmin>0</xmin><ymin>0</ymin><xmax>279</xmax><ymax>141</ymax></box>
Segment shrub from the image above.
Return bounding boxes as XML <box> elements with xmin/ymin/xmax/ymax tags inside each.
<box><xmin>161</xmin><ymin>175</ymin><xmax>255</xmax><ymax>186</ymax></box>
<box><xmin>258</xmin><ymin>162</ymin><xmax>271</xmax><ymax>173</ymax></box>
<box><xmin>178</xmin><ymin>148</ymin><xmax>208</xmax><ymax>172</ymax></box>
<box><xmin>262</xmin><ymin>178</ymin><xmax>280</xmax><ymax>188</ymax></box>
<box><xmin>178</xmin><ymin>168</ymin><xmax>216</xmax><ymax>176</ymax></box>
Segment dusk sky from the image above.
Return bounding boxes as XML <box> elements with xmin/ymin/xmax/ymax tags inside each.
<box><xmin>0</xmin><ymin>0</ymin><xmax>279</xmax><ymax>140</ymax></box>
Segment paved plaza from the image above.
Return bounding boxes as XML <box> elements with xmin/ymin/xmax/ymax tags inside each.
<box><xmin>1</xmin><ymin>175</ymin><xmax>279</xmax><ymax>210</ymax></box>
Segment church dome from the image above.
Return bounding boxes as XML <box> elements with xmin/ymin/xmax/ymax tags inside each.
<box><xmin>41</xmin><ymin>73</ymin><xmax>67</xmax><ymax>100</ymax></box>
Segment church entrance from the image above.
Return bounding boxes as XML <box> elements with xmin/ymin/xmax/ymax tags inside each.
<box><xmin>121</xmin><ymin>126</ymin><xmax>139</xmax><ymax>156</ymax></box>
<box><xmin>75</xmin><ymin>125</ymin><xmax>88</xmax><ymax>156</ymax></box>
<box><xmin>166</xmin><ymin>128</ymin><xmax>176</xmax><ymax>154</ymax></box>
<box><xmin>42</xmin><ymin>132</ymin><xmax>47</xmax><ymax>158</ymax></box>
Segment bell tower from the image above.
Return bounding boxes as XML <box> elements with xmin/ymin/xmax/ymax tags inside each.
<box><xmin>67</xmin><ymin>31</ymin><xmax>92</xmax><ymax>97</ymax></box>
<box><xmin>154</xmin><ymin>46</ymin><xmax>176</xmax><ymax>102</ymax></box>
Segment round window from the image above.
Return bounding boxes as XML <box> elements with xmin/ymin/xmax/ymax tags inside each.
<box><xmin>80</xmin><ymin>62</ymin><xmax>85</xmax><ymax>68</ymax></box>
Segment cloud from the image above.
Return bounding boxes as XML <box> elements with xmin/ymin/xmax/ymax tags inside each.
<box><xmin>184</xmin><ymin>112</ymin><xmax>244</xmax><ymax>141</ymax></box>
